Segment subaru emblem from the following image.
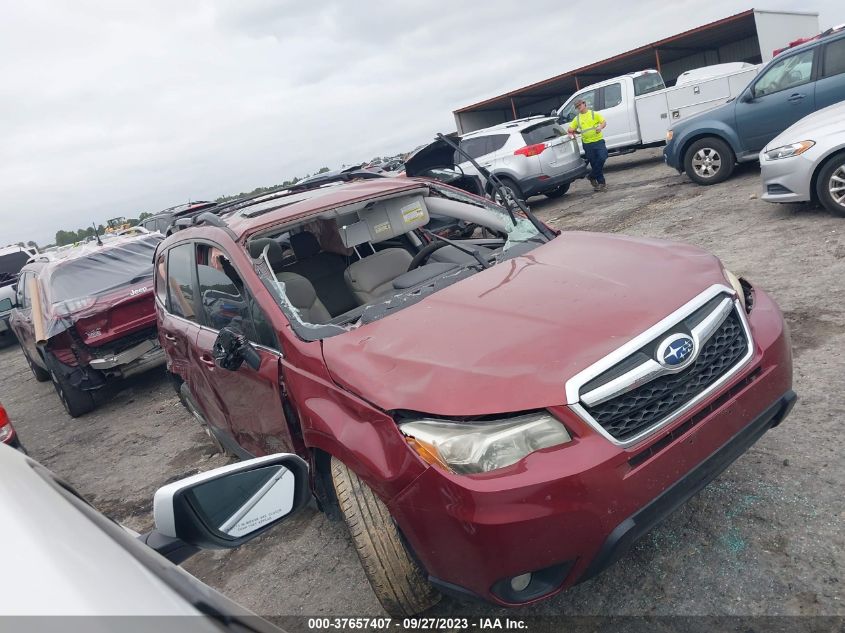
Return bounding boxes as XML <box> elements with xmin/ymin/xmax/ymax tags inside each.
<box><xmin>656</xmin><ymin>333</ymin><xmax>697</xmax><ymax>370</ymax></box>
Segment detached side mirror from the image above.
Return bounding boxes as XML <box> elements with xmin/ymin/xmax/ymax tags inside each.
<box><xmin>145</xmin><ymin>454</ymin><xmax>310</xmax><ymax>562</ymax></box>
<box><xmin>213</xmin><ymin>326</ymin><xmax>261</xmax><ymax>371</ymax></box>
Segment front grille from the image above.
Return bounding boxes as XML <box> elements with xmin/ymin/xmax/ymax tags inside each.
<box><xmin>582</xmin><ymin>310</ymin><xmax>748</xmax><ymax>442</ymax></box>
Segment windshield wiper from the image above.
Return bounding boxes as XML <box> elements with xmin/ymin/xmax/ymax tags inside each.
<box><xmin>420</xmin><ymin>228</ymin><xmax>490</xmax><ymax>269</ymax></box>
<box><xmin>435</xmin><ymin>133</ymin><xmax>557</xmax><ymax>241</ymax></box>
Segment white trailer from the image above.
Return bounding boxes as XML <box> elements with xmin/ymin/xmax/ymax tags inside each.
<box><xmin>555</xmin><ymin>65</ymin><xmax>760</xmax><ymax>155</ymax></box>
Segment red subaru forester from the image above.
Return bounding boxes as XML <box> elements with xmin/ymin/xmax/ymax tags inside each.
<box><xmin>154</xmin><ymin>176</ymin><xmax>794</xmax><ymax>615</ymax></box>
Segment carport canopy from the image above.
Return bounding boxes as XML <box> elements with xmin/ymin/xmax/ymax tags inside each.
<box><xmin>453</xmin><ymin>9</ymin><xmax>789</xmax><ymax>133</ymax></box>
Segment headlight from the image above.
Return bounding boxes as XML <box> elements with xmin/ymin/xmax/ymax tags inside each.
<box><xmin>723</xmin><ymin>268</ymin><xmax>746</xmax><ymax>311</ymax></box>
<box><xmin>399</xmin><ymin>411</ymin><xmax>571</xmax><ymax>475</ymax></box>
<box><xmin>665</xmin><ymin>130</ymin><xmax>674</xmax><ymax>142</ymax></box>
<box><xmin>763</xmin><ymin>140</ymin><xmax>814</xmax><ymax>160</ymax></box>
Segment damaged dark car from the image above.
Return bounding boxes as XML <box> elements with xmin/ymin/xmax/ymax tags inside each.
<box><xmin>10</xmin><ymin>234</ymin><xmax>166</xmax><ymax>417</ymax></box>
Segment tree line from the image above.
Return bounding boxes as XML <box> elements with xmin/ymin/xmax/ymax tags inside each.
<box><xmin>214</xmin><ymin>166</ymin><xmax>330</xmax><ymax>203</ymax></box>
<box><xmin>53</xmin><ymin>212</ymin><xmax>155</xmax><ymax>247</ymax></box>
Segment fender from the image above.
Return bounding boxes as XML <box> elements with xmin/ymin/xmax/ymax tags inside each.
<box><xmin>282</xmin><ymin>362</ymin><xmax>427</xmax><ymax>504</ymax></box>
<box><xmin>674</xmin><ymin>117</ymin><xmax>744</xmax><ymax>174</ymax></box>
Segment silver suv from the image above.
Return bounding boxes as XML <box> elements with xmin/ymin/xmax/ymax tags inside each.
<box><xmin>457</xmin><ymin>116</ymin><xmax>587</xmax><ymax>201</ymax></box>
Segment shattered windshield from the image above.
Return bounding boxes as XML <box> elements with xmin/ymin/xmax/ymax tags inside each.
<box><xmin>250</xmin><ymin>183</ymin><xmax>548</xmax><ymax>341</ymax></box>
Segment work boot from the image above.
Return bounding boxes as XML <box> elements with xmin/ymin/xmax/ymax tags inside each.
<box><xmin>589</xmin><ymin>176</ymin><xmax>598</xmax><ymax>190</ymax></box>
<box><xmin>598</xmin><ymin>183</ymin><xmax>607</xmax><ymax>192</ymax></box>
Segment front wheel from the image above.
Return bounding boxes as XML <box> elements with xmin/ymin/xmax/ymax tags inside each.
<box><xmin>331</xmin><ymin>457</ymin><xmax>441</xmax><ymax>616</ymax></box>
<box><xmin>683</xmin><ymin>137</ymin><xmax>735</xmax><ymax>185</ymax></box>
<box><xmin>44</xmin><ymin>353</ymin><xmax>95</xmax><ymax>418</ymax></box>
<box><xmin>816</xmin><ymin>153</ymin><xmax>845</xmax><ymax>216</ymax></box>
<box><xmin>544</xmin><ymin>183</ymin><xmax>570</xmax><ymax>198</ymax></box>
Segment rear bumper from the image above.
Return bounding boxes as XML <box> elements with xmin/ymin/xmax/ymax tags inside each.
<box><xmin>521</xmin><ymin>161</ymin><xmax>588</xmax><ymax>197</ymax></box>
<box><xmin>89</xmin><ymin>338</ymin><xmax>163</xmax><ymax>372</ymax></box>
<box><xmin>389</xmin><ymin>287</ymin><xmax>793</xmax><ymax>606</ymax></box>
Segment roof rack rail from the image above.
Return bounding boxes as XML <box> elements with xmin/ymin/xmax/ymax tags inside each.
<box><xmin>288</xmin><ymin>169</ymin><xmax>385</xmax><ymax>191</ymax></box>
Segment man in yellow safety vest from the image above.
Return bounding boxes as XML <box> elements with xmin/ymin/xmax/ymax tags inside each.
<box><xmin>567</xmin><ymin>99</ymin><xmax>608</xmax><ymax>192</ymax></box>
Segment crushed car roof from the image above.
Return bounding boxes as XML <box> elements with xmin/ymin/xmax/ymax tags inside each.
<box><xmin>220</xmin><ymin>178</ymin><xmax>431</xmax><ymax>241</ymax></box>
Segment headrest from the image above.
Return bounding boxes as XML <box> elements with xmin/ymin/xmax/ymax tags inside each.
<box><xmin>248</xmin><ymin>238</ymin><xmax>285</xmax><ymax>268</ymax></box>
<box><xmin>291</xmin><ymin>231</ymin><xmax>320</xmax><ymax>259</ymax></box>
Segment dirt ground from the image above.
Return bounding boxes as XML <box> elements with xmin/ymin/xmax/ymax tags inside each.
<box><xmin>2</xmin><ymin>148</ymin><xmax>843</xmax><ymax>618</ymax></box>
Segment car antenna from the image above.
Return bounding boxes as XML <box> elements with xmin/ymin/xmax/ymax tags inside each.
<box><xmin>92</xmin><ymin>222</ymin><xmax>103</xmax><ymax>246</ymax></box>
<box><xmin>435</xmin><ymin>133</ymin><xmax>556</xmax><ymax>241</ymax></box>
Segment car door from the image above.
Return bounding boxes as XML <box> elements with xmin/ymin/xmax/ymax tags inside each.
<box><xmin>734</xmin><ymin>48</ymin><xmax>817</xmax><ymax>154</ymax></box>
<box><xmin>815</xmin><ymin>36</ymin><xmax>845</xmax><ymax>110</ymax></box>
<box><xmin>191</xmin><ymin>242</ymin><xmax>294</xmax><ymax>458</ymax></box>
<box><xmin>9</xmin><ymin>272</ymin><xmax>41</xmax><ymax>365</ymax></box>
<box><xmin>156</xmin><ymin>242</ymin><xmax>204</xmax><ymax>409</ymax></box>
<box><xmin>598</xmin><ymin>81</ymin><xmax>637</xmax><ymax>149</ymax></box>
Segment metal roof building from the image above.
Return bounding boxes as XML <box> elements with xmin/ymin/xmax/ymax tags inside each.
<box><xmin>454</xmin><ymin>9</ymin><xmax>820</xmax><ymax>133</ymax></box>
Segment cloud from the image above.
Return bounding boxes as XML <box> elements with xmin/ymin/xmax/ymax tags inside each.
<box><xmin>0</xmin><ymin>0</ymin><xmax>840</xmax><ymax>245</ymax></box>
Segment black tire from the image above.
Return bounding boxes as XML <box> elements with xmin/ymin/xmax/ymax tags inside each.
<box><xmin>330</xmin><ymin>457</ymin><xmax>441</xmax><ymax>616</ymax></box>
<box><xmin>491</xmin><ymin>177</ymin><xmax>524</xmax><ymax>206</ymax></box>
<box><xmin>22</xmin><ymin>346</ymin><xmax>50</xmax><ymax>382</ymax></box>
<box><xmin>44</xmin><ymin>353</ymin><xmax>95</xmax><ymax>418</ymax></box>
<box><xmin>683</xmin><ymin>137</ymin><xmax>735</xmax><ymax>185</ymax></box>
<box><xmin>544</xmin><ymin>183</ymin><xmax>570</xmax><ymax>198</ymax></box>
<box><xmin>815</xmin><ymin>152</ymin><xmax>845</xmax><ymax>216</ymax></box>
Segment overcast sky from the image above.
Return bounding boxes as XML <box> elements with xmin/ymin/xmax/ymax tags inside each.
<box><xmin>1</xmin><ymin>1</ymin><xmax>841</xmax><ymax>246</ymax></box>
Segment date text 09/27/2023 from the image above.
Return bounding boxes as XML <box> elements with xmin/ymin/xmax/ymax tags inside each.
<box><xmin>306</xmin><ymin>617</ymin><xmax>528</xmax><ymax>630</ymax></box>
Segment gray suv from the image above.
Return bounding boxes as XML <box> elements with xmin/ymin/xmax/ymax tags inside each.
<box><xmin>457</xmin><ymin>117</ymin><xmax>587</xmax><ymax>201</ymax></box>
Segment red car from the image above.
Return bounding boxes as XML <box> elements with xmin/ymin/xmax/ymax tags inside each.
<box><xmin>10</xmin><ymin>234</ymin><xmax>165</xmax><ymax>417</ymax></box>
<box><xmin>0</xmin><ymin>402</ymin><xmax>24</xmax><ymax>452</ymax></box>
<box><xmin>155</xmin><ymin>178</ymin><xmax>793</xmax><ymax>615</ymax></box>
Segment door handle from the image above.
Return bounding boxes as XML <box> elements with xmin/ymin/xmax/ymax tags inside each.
<box><xmin>163</xmin><ymin>333</ymin><xmax>177</xmax><ymax>341</ymax></box>
<box><xmin>200</xmin><ymin>354</ymin><xmax>216</xmax><ymax>368</ymax></box>
<box><xmin>788</xmin><ymin>93</ymin><xmax>805</xmax><ymax>102</ymax></box>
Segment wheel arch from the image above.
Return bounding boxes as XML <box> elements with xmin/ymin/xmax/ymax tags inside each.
<box><xmin>678</xmin><ymin>131</ymin><xmax>738</xmax><ymax>174</ymax></box>
<box><xmin>810</xmin><ymin>147</ymin><xmax>845</xmax><ymax>204</ymax></box>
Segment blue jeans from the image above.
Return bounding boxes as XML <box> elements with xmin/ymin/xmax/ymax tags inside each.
<box><xmin>583</xmin><ymin>139</ymin><xmax>608</xmax><ymax>185</ymax></box>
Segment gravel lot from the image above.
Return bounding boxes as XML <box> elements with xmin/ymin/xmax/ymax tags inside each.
<box><xmin>2</xmin><ymin>148</ymin><xmax>843</xmax><ymax>618</ymax></box>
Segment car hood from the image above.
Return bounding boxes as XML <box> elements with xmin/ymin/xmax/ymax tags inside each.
<box><xmin>404</xmin><ymin>135</ymin><xmax>460</xmax><ymax>176</ymax></box>
<box><xmin>764</xmin><ymin>101</ymin><xmax>845</xmax><ymax>151</ymax></box>
<box><xmin>322</xmin><ymin>232</ymin><xmax>728</xmax><ymax>416</ymax></box>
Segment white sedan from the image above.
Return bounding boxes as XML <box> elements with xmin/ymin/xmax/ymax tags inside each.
<box><xmin>760</xmin><ymin>100</ymin><xmax>845</xmax><ymax>215</ymax></box>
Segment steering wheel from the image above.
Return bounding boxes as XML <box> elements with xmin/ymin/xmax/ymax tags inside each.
<box><xmin>408</xmin><ymin>241</ymin><xmax>451</xmax><ymax>271</ymax></box>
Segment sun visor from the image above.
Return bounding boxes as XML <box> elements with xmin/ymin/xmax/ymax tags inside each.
<box><xmin>339</xmin><ymin>195</ymin><xmax>429</xmax><ymax>247</ymax></box>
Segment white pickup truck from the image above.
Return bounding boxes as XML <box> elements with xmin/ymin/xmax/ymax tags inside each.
<box><xmin>555</xmin><ymin>64</ymin><xmax>760</xmax><ymax>155</ymax></box>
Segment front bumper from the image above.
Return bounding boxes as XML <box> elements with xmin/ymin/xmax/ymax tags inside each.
<box><xmin>663</xmin><ymin>140</ymin><xmax>682</xmax><ymax>171</ymax></box>
<box><xmin>389</xmin><ymin>287</ymin><xmax>793</xmax><ymax>606</ymax></box>
<box><xmin>759</xmin><ymin>153</ymin><xmax>815</xmax><ymax>203</ymax></box>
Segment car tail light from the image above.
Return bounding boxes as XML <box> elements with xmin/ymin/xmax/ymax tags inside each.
<box><xmin>514</xmin><ymin>143</ymin><xmax>547</xmax><ymax>157</ymax></box>
<box><xmin>0</xmin><ymin>404</ymin><xmax>13</xmax><ymax>444</ymax></box>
